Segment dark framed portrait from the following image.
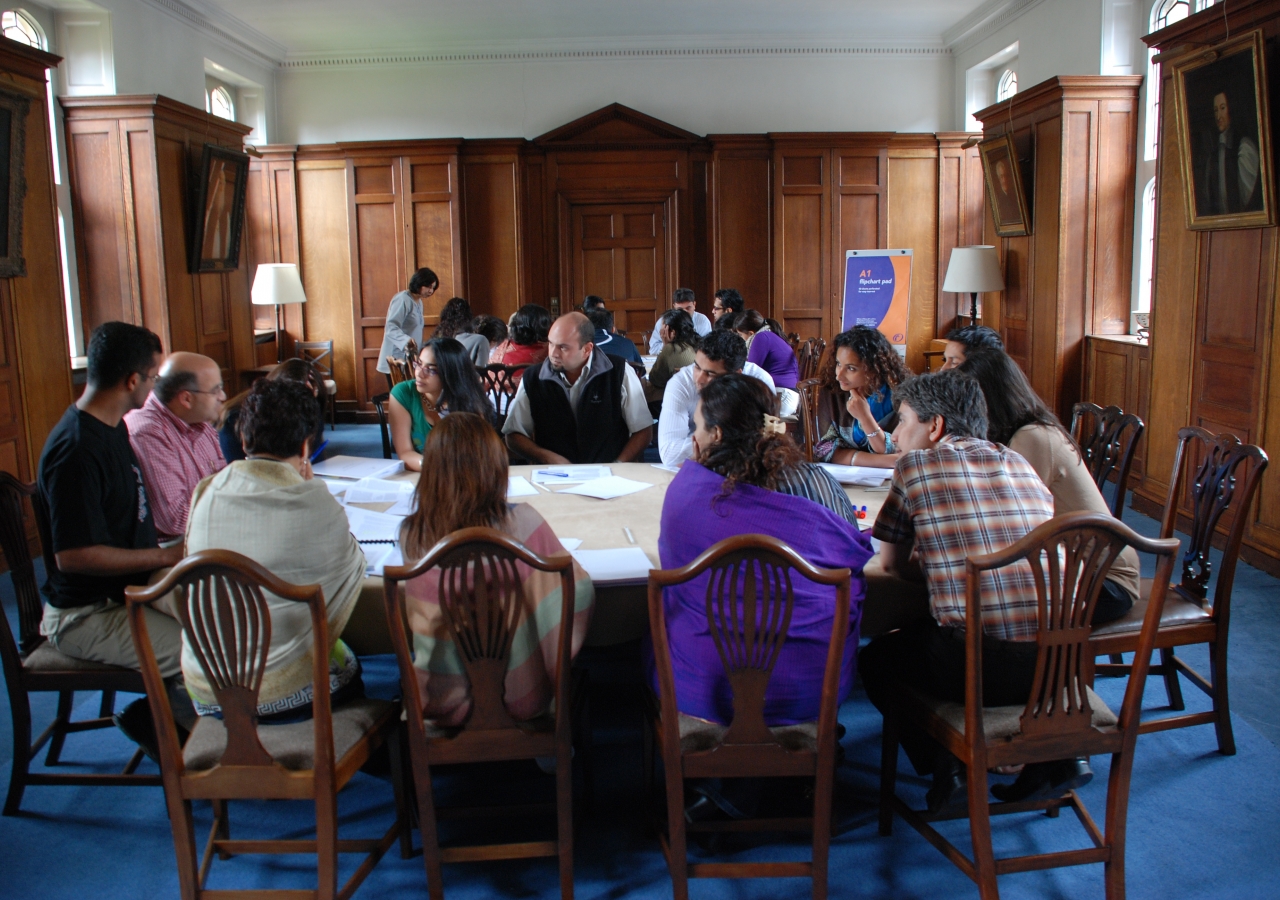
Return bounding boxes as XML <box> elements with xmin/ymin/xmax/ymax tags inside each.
<box><xmin>979</xmin><ymin>133</ymin><xmax>1032</xmax><ymax>237</ymax></box>
<box><xmin>0</xmin><ymin>86</ymin><xmax>31</xmax><ymax>278</ymax></box>
<box><xmin>1172</xmin><ymin>29</ymin><xmax>1274</xmax><ymax>230</ymax></box>
<box><xmin>188</xmin><ymin>144</ymin><xmax>249</xmax><ymax>273</ymax></box>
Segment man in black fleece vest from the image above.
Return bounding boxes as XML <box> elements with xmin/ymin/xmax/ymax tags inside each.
<box><xmin>503</xmin><ymin>311</ymin><xmax>653</xmax><ymax>464</ymax></box>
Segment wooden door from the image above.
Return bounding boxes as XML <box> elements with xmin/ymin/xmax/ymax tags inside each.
<box><xmin>569</xmin><ymin>203</ymin><xmax>667</xmax><ymax>349</ymax></box>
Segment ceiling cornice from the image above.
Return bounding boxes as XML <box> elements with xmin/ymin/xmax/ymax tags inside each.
<box><xmin>943</xmin><ymin>0</ymin><xmax>1051</xmax><ymax>56</ymax></box>
<box><xmin>134</xmin><ymin>0</ymin><xmax>287</xmax><ymax>69</ymax></box>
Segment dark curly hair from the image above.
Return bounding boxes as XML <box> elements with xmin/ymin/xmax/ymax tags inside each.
<box><xmin>434</xmin><ymin>297</ymin><xmax>474</xmax><ymax>338</ymax></box>
<box><xmin>697</xmin><ymin>329</ymin><xmax>748</xmax><ymax>372</ymax></box>
<box><xmin>660</xmin><ymin>308</ymin><xmax>699</xmax><ymax>350</ymax></box>
<box><xmin>697</xmin><ymin>374</ymin><xmax>802</xmax><ymax>500</ymax></box>
<box><xmin>832</xmin><ymin>326</ymin><xmax>911</xmax><ymax>396</ymax></box>
<box><xmin>508</xmin><ymin>303</ymin><xmax>551</xmax><ymax>346</ymax></box>
<box><xmin>239</xmin><ymin>379</ymin><xmax>323</xmax><ymax>459</ymax></box>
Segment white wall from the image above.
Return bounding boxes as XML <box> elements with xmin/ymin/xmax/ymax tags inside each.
<box><xmin>275</xmin><ymin>51</ymin><xmax>954</xmax><ymax>143</ymax></box>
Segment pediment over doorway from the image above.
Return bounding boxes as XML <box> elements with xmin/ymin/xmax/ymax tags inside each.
<box><xmin>534</xmin><ymin>103</ymin><xmax>703</xmax><ymax>149</ymax></box>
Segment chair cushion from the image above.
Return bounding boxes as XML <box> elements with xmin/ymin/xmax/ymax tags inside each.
<box><xmin>322</xmin><ymin>379</ymin><xmax>337</xmax><ymax>396</ymax></box>
<box><xmin>677</xmin><ymin>712</ymin><xmax>818</xmax><ymax>753</ymax></box>
<box><xmin>23</xmin><ymin>642</ymin><xmax>138</xmax><ymax>674</ymax></box>
<box><xmin>1091</xmin><ymin>578</ymin><xmax>1212</xmax><ymax>638</ymax></box>
<box><xmin>183</xmin><ymin>698</ymin><xmax>394</xmax><ymax>772</ymax></box>
<box><xmin>912</xmin><ymin>686</ymin><xmax>1118</xmax><ymax>742</ymax></box>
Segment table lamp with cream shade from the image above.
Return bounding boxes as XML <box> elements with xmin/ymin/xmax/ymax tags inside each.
<box><xmin>942</xmin><ymin>245</ymin><xmax>1004</xmax><ymax>326</ymax></box>
<box><xmin>251</xmin><ymin>263</ymin><xmax>307</xmax><ymax>363</ymax></box>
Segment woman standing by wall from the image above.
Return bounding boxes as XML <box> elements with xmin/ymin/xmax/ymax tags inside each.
<box><xmin>376</xmin><ymin>267</ymin><xmax>439</xmax><ymax>377</ymax></box>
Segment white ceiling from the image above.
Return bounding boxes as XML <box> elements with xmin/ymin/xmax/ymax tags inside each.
<box><xmin>197</xmin><ymin>0</ymin><xmax>993</xmax><ymax>56</ymax></box>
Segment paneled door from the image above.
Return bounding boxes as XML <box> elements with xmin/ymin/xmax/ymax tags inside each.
<box><xmin>569</xmin><ymin>203</ymin><xmax>667</xmax><ymax>349</ymax></box>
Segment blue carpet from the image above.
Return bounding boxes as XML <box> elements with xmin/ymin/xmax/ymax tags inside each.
<box><xmin>4</xmin><ymin>496</ymin><xmax>1280</xmax><ymax>899</ymax></box>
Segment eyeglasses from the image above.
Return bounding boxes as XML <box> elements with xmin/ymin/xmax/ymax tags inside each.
<box><xmin>186</xmin><ymin>384</ymin><xmax>225</xmax><ymax>396</ymax></box>
<box><xmin>415</xmin><ymin>363</ymin><xmax>441</xmax><ymax>377</ymax></box>
<box><xmin>136</xmin><ymin>371</ymin><xmax>158</xmax><ymax>384</ymax></box>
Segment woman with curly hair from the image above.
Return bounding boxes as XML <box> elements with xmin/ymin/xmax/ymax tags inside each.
<box><xmin>813</xmin><ymin>325</ymin><xmax>911</xmax><ymax>467</ymax></box>
<box><xmin>656</xmin><ymin>374</ymin><xmax>872</xmax><ymax>720</ymax></box>
<box><xmin>218</xmin><ymin>357</ymin><xmax>324</xmax><ymax>463</ymax></box>
<box><xmin>432</xmin><ymin>296</ymin><xmax>490</xmax><ymax>365</ymax></box>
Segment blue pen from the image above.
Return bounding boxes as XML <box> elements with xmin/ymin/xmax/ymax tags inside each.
<box><xmin>541</xmin><ymin>470</ymin><xmax>570</xmax><ymax>478</ymax></box>
<box><xmin>309</xmin><ymin>440</ymin><xmax>329</xmax><ymax>463</ymax></box>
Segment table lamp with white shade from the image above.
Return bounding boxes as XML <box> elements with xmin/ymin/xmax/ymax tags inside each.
<box><xmin>251</xmin><ymin>263</ymin><xmax>307</xmax><ymax>363</ymax></box>
<box><xmin>942</xmin><ymin>245</ymin><xmax>1004</xmax><ymax>326</ymax></box>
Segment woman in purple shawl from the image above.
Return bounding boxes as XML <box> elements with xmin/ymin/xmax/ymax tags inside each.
<box><xmin>653</xmin><ymin>374</ymin><xmax>874</xmax><ymax>728</ymax></box>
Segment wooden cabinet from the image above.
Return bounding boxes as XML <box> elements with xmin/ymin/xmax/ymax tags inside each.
<box><xmin>62</xmin><ymin>95</ymin><xmax>256</xmax><ymax>389</ymax></box>
<box><xmin>975</xmin><ymin>76</ymin><xmax>1142</xmax><ymax>424</ymax></box>
<box><xmin>0</xmin><ymin>40</ymin><xmax>72</xmax><ymax>485</ymax></box>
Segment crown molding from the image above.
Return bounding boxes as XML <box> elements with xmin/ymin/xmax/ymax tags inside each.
<box><xmin>944</xmin><ymin>0</ymin><xmax>1051</xmax><ymax>56</ymax></box>
<box><xmin>134</xmin><ymin>0</ymin><xmax>287</xmax><ymax>69</ymax></box>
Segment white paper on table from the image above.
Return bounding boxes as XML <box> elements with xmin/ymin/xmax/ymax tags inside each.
<box><xmin>313</xmin><ymin>455</ymin><xmax>404</xmax><ymax>480</ymax></box>
<box><xmin>507</xmin><ymin>475</ymin><xmax>539</xmax><ymax>498</ymax></box>
<box><xmin>531</xmin><ymin>466</ymin><xmax>612</xmax><ymax>484</ymax></box>
<box><xmin>558</xmin><ymin>538</ymin><xmax>583</xmax><ymax>551</ymax></box>
<box><xmin>570</xmin><ymin>546</ymin><xmax>655</xmax><ymax>583</ymax></box>
<box><xmin>650</xmin><ymin>463</ymin><xmax>681</xmax><ymax>474</ymax></box>
<box><xmin>364</xmin><ymin>543</ymin><xmax>404</xmax><ymax>576</ymax></box>
<box><xmin>319</xmin><ymin>478</ymin><xmax>348</xmax><ymax>497</ymax></box>
<box><xmin>344</xmin><ymin>505</ymin><xmax>405</xmax><ymax>543</ymax></box>
<box><xmin>342</xmin><ymin>477</ymin><xmax>413</xmax><ymax>505</ymax></box>
<box><xmin>817</xmin><ymin>462</ymin><xmax>894</xmax><ymax>486</ymax></box>
<box><xmin>556</xmin><ymin>476</ymin><xmax>653</xmax><ymax>500</ymax></box>
<box><xmin>383</xmin><ymin>494</ymin><xmax>416</xmax><ymax>516</ymax></box>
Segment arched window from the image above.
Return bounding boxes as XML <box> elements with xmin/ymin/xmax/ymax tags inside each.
<box><xmin>997</xmin><ymin>69</ymin><xmax>1018</xmax><ymax>102</ymax></box>
<box><xmin>207</xmin><ymin>85</ymin><xmax>234</xmax><ymax>122</ymax></box>
<box><xmin>1</xmin><ymin>9</ymin><xmax>45</xmax><ymax>48</ymax></box>
<box><xmin>1137</xmin><ymin>178</ymin><xmax>1157</xmax><ymax>313</ymax></box>
<box><xmin>1146</xmin><ymin>0</ymin><xmax>1218</xmax><ymax>159</ymax></box>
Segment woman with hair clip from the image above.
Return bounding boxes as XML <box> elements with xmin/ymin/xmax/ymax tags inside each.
<box><xmin>399</xmin><ymin>413</ymin><xmax>594</xmax><ymax>725</ymax></box>
<box><xmin>218</xmin><ymin>357</ymin><xmax>324</xmax><ymax>463</ymax></box>
<box><xmin>654</xmin><ymin>373</ymin><xmax>874</xmax><ymax>820</ymax></box>
<box><xmin>645</xmin><ymin>307</ymin><xmax>699</xmax><ymax>396</ymax></box>
<box><xmin>959</xmin><ymin>347</ymin><xmax>1139</xmax><ymax>627</ymax></box>
<box><xmin>433</xmin><ymin>296</ymin><xmax>490</xmax><ymax>365</ymax></box>
<box><xmin>813</xmin><ymin>325</ymin><xmax>910</xmax><ymax>467</ymax></box>
<box><xmin>377</xmin><ymin>266</ymin><xmax>438</xmax><ymax>377</ymax></box>
<box><xmin>389</xmin><ymin>337</ymin><xmax>494</xmax><ymax>472</ymax></box>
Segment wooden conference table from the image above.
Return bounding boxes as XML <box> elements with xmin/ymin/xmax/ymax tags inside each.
<box><xmin>340</xmin><ymin>463</ymin><xmax>929</xmax><ymax>655</ymax></box>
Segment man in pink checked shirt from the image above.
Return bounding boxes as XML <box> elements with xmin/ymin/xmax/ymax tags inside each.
<box><xmin>124</xmin><ymin>351</ymin><xmax>227</xmax><ymax>543</ymax></box>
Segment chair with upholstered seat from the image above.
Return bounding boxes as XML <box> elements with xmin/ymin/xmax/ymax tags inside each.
<box><xmin>382</xmin><ymin>526</ymin><xmax>578</xmax><ymax>900</ymax></box>
<box><xmin>295</xmin><ymin>339</ymin><xmax>338</xmax><ymax>430</ymax></box>
<box><xmin>878</xmin><ymin>512</ymin><xmax>1180</xmax><ymax>900</ymax></box>
<box><xmin>385</xmin><ymin>339</ymin><xmax>417</xmax><ymax>392</ymax></box>
<box><xmin>645</xmin><ymin>533</ymin><xmax>852</xmax><ymax>900</ymax></box>
<box><xmin>795</xmin><ymin>378</ymin><xmax>823</xmax><ymax>462</ymax></box>
<box><xmin>1070</xmin><ymin>402</ymin><xmax>1145</xmax><ymax>521</ymax></box>
<box><xmin>1093</xmin><ymin>426</ymin><xmax>1268</xmax><ymax>755</ymax></box>
<box><xmin>478</xmin><ymin>363</ymin><xmax>523</xmax><ymax>431</ymax></box>
<box><xmin>0</xmin><ymin>472</ymin><xmax>160</xmax><ymax>815</ymax></box>
<box><xmin>124</xmin><ymin>550</ymin><xmax>408</xmax><ymax>900</ymax></box>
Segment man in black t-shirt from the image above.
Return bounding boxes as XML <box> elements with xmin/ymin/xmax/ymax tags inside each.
<box><xmin>38</xmin><ymin>321</ymin><xmax>193</xmax><ymax>747</ymax></box>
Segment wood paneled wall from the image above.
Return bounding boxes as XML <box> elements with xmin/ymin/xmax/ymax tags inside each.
<box><xmin>0</xmin><ymin>41</ymin><xmax>72</xmax><ymax>485</ymax></box>
<box><xmin>62</xmin><ymin>95</ymin><xmax>256</xmax><ymax>389</ymax></box>
<box><xmin>1138</xmin><ymin>3</ymin><xmax>1280</xmax><ymax>574</ymax></box>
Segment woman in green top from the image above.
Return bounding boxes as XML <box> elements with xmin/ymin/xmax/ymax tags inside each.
<box><xmin>389</xmin><ymin>337</ymin><xmax>494</xmax><ymax>471</ymax></box>
<box><xmin>645</xmin><ymin>308</ymin><xmax>700</xmax><ymax>402</ymax></box>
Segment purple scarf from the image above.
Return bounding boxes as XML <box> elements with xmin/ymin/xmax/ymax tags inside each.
<box><xmin>651</xmin><ymin>462</ymin><xmax>873</xmax><ymax>725</ymax></box>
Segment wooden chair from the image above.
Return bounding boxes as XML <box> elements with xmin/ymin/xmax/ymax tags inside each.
<box><xmin>646</xmin><ymin>533</ymin><xmax>852</xmax><ymax>900</ymax></box>
<box><xmin>382</xmin><ymin>527</ymin><xmax>578</xmax><ymax>900</ymax></box>
<box><xmin>0</xmin><ymin>473</ymin><xmax>160</xmax><ymax>815</ymax></box>
<box><xmin>795</xmin><ymin>338</ymin><xmax>826</xmax><ymax>383</ymax></box>
<box><xmin>295</xmin><ymin>339</ymin><xmax>338</xmax><ymax>430</ymax></box>
<box><xmin>878</xmin><ymin>512</ymin><xmax>1180</xmax><ymax>900</ymax></box>
<box><xmin>794</xmin><ymin>379</ymin><xmax>824</xmax><ymax>462</ymax></box>
<box><xmin>477</xmin><ymin>363</ymin><xmax>523</xmax><ymax>431</ymax></box>
<box><xmin>1070</xmin><ymin>402</ymin><xmax>1145</xmax><ymax>521</ymax></box>
<box><xmin>124</xmin><ymin>550</ymin><xmax>408</xmax><ymax>900</ymax></box>
<box><xmin>372</xmin><ymin>391</ymin><xmax>393</xmax><ymax>459</ymax></box>
<box><xmin>385</xmin><ymin>339</ymin><xmax>418</xmax><ymax>391</ymax></box>
<box><xmin>1093</xmin><ymin>427</ymin><xmax>1268</xmax><ymax>755</ymax></box>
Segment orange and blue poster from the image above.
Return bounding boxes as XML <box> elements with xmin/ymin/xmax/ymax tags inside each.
<box><xmin>842</xmin><ymin>249</ymin><xmax>912</xmax><ymax>356</ymax></box>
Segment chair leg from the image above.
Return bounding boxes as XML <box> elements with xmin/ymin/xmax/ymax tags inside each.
<box><xmin>1103</xmin><ymin>749</ymin><xmax>1134</xmax><ymax>900</ymax></box>
<box><xmin>811</xmin><ymin>751</ymin><xmax>835</xmax><ymax>900</ymax></box>
<box><xmin>556</xmin><ymin>739</ymin><xmax>575</xmax><ymax>900</ymax></box>
<box><xmin>388</xmin><ymin>726</ymin><xmax>414</xmax><ymax>859</ymax></box>
<box><xmin>329</xmin><ymin>392</ymin><xmax>336</xmax><ymax>431</ymax></box>
<box><xmin>315</xmin><ymin>787</ymin><xmax>339</xmax><ymax>900</ymax></box>
<box><xmin>3</xmin><ymin>688</ymin><xmax>32</xmax><ymax>815</ymax></box>
<box><xmin>1108</xmin><ymin>653</ymin><xmax>1125</xmax><ymax>665</ymax></box>
<box><xmin>168</xmin><ymin>797</ymin><xmax>203</xmax><ymax>900</ymax></box>
<box><xmin>45</xmin><ymin>691</ymin><xmax>73</xmax><ymax>765</ymax></box>
<box><xmin>98</xmin><ymin>690</ymin><xmax>116</xmax><ymax>718</ymax></box>
<box><xmin>878</xmin><ymin>709</ymin><xmax>900</xmax><ymax>836</ymax></box>
<box><xmin>212</xmin><ymin>800</ymin><xmax>232</xmax><ymax>860</ymax></box>
<box><xmin>966</xmin><ymin>760</ymin><xmax>1000</xmax><ymax>900</ymax></box>
<box><xmin>1207</xmin><ymin>640</ymin><xmax>1236</xmax><ymax>756</ymax></box>
<box><xmin>665</xmin><ymin>768</ymin><xmax>689</xmax><ymax>900</ymax></box>
<box><xmin>417</xmin><ymin>769</ymin><xmax>446</xmax><ymax>900</ymax></box>
<box><xmin>1158</xmin><ymin>648</ymin><xmax>1185</xmax><ymax>711</ymax></box>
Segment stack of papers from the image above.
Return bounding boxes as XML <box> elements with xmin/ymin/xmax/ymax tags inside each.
<box><xmin>557</xmin><ymin>476</ymin><xmax>653</xmax><ymax>500</ymax></box>
<box><xmin>570</xmin><ymin>547</ymin><xmax>655</xmax><ymax>583</ymax></box>
<box><xmin>532</xmin><ymin>466</ymin><xmax>612</xmax><ymax>484</ymax></box>
<box><xmin>364</xmin><ymin>543</ymin><xmax>404</xmax><ymax>576</ymax></box>
<box><xmin>507</xmin><ymin>476</ymin><xmax>539</xmax><ymax>498</ymax></box>
<box><xmin>344</xmin><ymin>505</ymin><xmax>405</xmax><ymax>544</ymax></box>
<box><xmin>313</xmin><ymin>456</ymin><xmax>404</xmax><ymax>480</ymax></box>
<box><xmin>818</xmin><ymin>462</ymin><xmax>894</xmax><ymax>487</ymax></box>
<box><xmin>342</xmin><ymin>478</ymin><xmax>415</xmax><ymax>515</ymax></box>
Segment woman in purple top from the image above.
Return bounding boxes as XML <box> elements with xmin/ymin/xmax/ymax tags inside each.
<box><xmin>733</xmin><ymin>309</ymin><xmax>799</xmax><ymax>390</ymax></box>
<box><xmin>651</xmin><ymin>374</ymin><xmax>873</xmax><ymax>728</ymax></box>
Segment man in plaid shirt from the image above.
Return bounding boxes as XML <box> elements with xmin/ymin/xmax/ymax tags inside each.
<box><xmin>858</xmin><ymin>370</ymin><xmax>1086</xmax><ymax>812</ymax></box>
<box><xmin>124</xmin><ymin>352</ymin><xmax>227</xmax><ymax>543</ymax></box>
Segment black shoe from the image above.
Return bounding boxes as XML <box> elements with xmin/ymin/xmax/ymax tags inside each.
<box><xmin>926</xmin><ymin>757</ymin><xmax>967</xmax><ymax>814</ymax></box>
<box><xmin>991</xmin><ymin>757</ymin><xmax>1092</xmax><ymax>804</ymax></box>
<box><xmin>113</xmin><ymin>698</ymin><xmax>189</xmax><ymax>765</ymax></box>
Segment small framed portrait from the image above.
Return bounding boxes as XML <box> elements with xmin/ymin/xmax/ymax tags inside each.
<box><xmin>188</xmin><ymin>144</ymin><xmax>250</xmax><ymax>273</ymax></box>
<box><xmin>1172</xmin><ymin>29</ymin><xmax>1274</xmax><ymax>230</ymax></box>
<box><xmin>979</xmin><ymin>133</ymin><xmax>1032</xmax><ymax>237</ymax></box>
<box><xmin>0</xmin><ymin>86</ymin><xmax>31</xmax><ymax>278</ymax></box>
